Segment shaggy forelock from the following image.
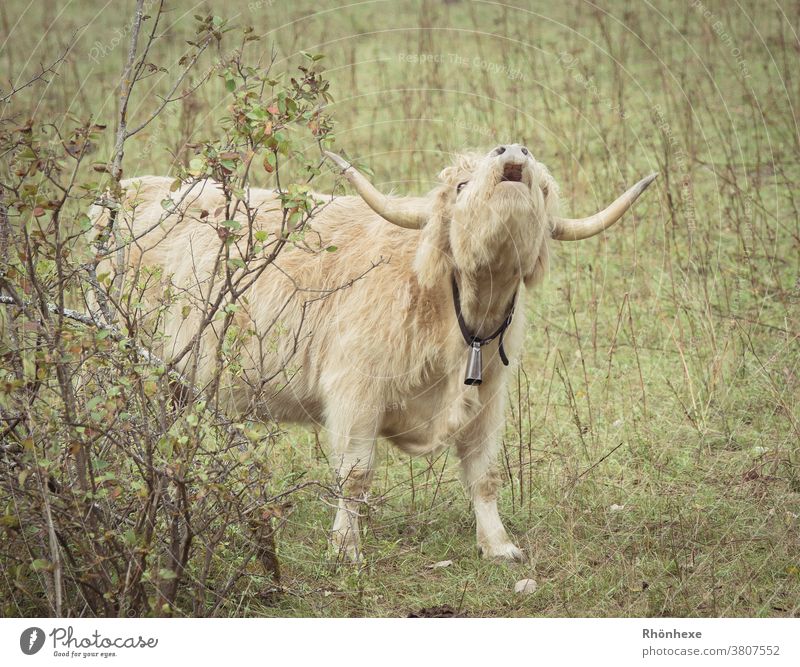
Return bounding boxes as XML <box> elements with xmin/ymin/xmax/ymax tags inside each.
<box><xmin>438</xmin><ymin>150</ymin><xmax>561</xmax><ymax>218</ymax></box>
<box><xmin>437</xmin><ymin>152</ymin><xmax>482</xmax><ymax>185</ymax></box>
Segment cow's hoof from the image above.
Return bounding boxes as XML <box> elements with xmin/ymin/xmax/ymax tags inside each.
<box><xmin>479</xmin><ymin>542</ymin><xmax>525</xmax><ymax>562</ymax></box>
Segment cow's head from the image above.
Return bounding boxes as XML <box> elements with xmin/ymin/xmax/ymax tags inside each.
<box><xmin>325</xmin><ymin>147</ymin><xmax>657</xmax><ymax>287</ymax></box>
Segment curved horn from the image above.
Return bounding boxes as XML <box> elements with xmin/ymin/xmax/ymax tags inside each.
<box><xmin>551</xmin><ymin>173</ymin><xmax>658</xmax><ymax>241</ymax></box>
<box><xmin>324</xmin><ymin>150</ymin><xmax>428</xmax><ymax>229</ymax></box>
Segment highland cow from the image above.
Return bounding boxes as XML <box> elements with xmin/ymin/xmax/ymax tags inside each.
<box><xmin>95</xmin><ymin>144</ymin><xmax>656</xmax><ymax>561</ymax></box>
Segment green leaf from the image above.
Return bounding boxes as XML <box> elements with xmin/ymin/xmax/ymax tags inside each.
<box><xmin>157</xmin><ymin>436</ymin><xmax>173</xmax><ymax>458</ymax></box>
<box><xmin>301</xmin><ymin>51</ymin><xmax>325</xmax><ymax>61</ymax></box>
<box><xmin>121</xmin><ymin>529</ymin><xmax>136</xmax><ymax>547</ymax></box>
<box><xmin>188</xmin><ymin>157</ymin><xmax>206</xmax><ymax>176</ymax></box>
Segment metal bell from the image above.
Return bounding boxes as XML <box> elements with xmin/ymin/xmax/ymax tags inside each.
<box><xmin>464</xmin><ymin>341</ymin><xmax>483</xmax><ymax>386</ymax></box>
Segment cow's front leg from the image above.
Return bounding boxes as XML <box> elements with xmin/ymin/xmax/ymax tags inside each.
<box><xmin>455</xmin><ymin>404</ymin><xmax>524</xmax><ymax>562</ymax></box>
<box><xmin>328</xmin><ymin>413</ymin><xmax>378</xmax><ymax>562</ymax></box>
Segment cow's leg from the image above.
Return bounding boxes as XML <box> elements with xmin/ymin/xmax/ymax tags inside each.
<box><xmin>455</xmin><ymin>397</ymin><xmax>524</xmax><ymax>562</ymax></box>
<box><xmin>327</xmin><ymin>410</ymin><xmax>378</xmax><ymax>562</ymax></box>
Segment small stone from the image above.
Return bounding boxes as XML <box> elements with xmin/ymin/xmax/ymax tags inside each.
<box><xmin>514</xmin><ymin>578</ymin><xmax>537</xmax><ymax>594</ymax></box>
<box><xmin>609</xmin><ymin>504</ymin><xmax>625</xmax><ymax>512</ymax></box>
<box><xmin>426</xmin><ymin>560</ymin><xmax>453</xmax><ymax>569</ymax></box>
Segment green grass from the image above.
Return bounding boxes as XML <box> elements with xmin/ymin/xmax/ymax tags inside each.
<box><xmin>1</xmin><ymin>0</ymin><xmax>798</xmax><ymax>616</ymax></box>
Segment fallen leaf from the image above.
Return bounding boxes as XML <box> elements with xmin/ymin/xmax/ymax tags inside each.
<box><xmin>408</xmin><ymin>605</ymin><xmax>459</xmax><ymax>618</ymax></box>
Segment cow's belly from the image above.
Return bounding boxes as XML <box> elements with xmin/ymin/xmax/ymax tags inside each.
<box><xmin>379</xmin><ymin>387</ymin><xmax>454</xmax><ymax>456</ymax></box>
<box><xmin>216</xmin><ymin>362</ymin><xmax>326</xmax><ymax>426</ymax></box>
<box><xmin>382</xmin><ymin>429</ymin><xmax>448</xmax><ymax>456</ymax></box>
<box><xmin>254</xmin><ymin>381</ymin><xmax>324</xmax><ymax>424</ymax></box>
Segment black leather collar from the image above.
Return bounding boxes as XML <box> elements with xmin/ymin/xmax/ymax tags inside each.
<box><xmin>451</xmin><ymin>274</ymin><xmax>517</xmax><ymax>368</ymax></box>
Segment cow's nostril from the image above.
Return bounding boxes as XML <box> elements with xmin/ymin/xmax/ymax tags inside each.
<box><xmin>501</xmin><ymin>164</ymin><xmax>524</xmax><ymax>182</ymax></box>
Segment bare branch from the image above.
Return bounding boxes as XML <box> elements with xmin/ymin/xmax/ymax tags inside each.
<box><xmin>0</xmin><ymin>294</ymin><xmax>193</xmax><ymax>390</ymax></box>
<box><xmin>0</xmin><ymin>31</ymin><xmax>78</xmax><ymax>103</ymax></box>
<box><xmin>126</xmin><ymin>38</ymin><xmax>212</xmax><ymax>139</ymax></box>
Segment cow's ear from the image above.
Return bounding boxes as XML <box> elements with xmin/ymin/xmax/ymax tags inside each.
<box><xmin>437</xmin><ymin>164</ymin><xmax>460</xmax><ymax>183</ymax></box>
<box><xmin>413</xmin><ymin>190</ymin><xmax>452</xmax><ymax>288</ymax></box>
<box><xmin>523</xmin><ymin>235</ymin><xmax>549</xmax><ymax>288</ymax></box>
<box><xmin>521</xmin><ymin>163</ymin><xmax>556</xmax><ymax>288</ymax></box>
<box><xmin>538</xmin><ymin>163</ymin><xmax>560</xmax><ymax>219</ymax></box>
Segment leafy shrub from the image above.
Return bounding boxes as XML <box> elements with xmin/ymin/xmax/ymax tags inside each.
<box><xmin>0</xmin><ymin>10</ymin><xmax>335</xmax><ymax>617</ymax></box>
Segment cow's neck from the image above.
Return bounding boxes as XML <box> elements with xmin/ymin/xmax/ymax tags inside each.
<box><xmin>452</xmin><ymin>263</ymin><xmax>521</xmax><ymax>341</ymax></box>
<box><xmin>450</xmin><ymin>214</ymin><xmax>532</xmax><ymax>340</ymax></box>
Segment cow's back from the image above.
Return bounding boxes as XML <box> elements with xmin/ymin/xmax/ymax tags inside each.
<box><xmin>95</xmin><ymin>177</ymin><xmax>438</xmax><ymax>426</ymax></box>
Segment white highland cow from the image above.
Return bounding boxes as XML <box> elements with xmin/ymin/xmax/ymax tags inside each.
<box><xmin>96</xmin><ymin>145</ymin><xmax>656</xmax><ymax>561</ymax></box>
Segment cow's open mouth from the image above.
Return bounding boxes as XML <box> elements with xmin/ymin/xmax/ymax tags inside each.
<box><xmin>501</xmin><ymin>164</ymin><xmax>524</xmax><ymax>182</ymax></box>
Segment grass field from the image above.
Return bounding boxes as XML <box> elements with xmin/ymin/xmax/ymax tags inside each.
<box><xmin>1</xmin><ymin>0</ymin><xmax>798</xmax><ymax>617</ymax></box>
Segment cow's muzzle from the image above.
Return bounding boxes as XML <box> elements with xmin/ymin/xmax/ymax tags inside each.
<box><xmin>501</xmin><ymin>163</ymin><xmax>524</xmax><ymax>182</ymax></box>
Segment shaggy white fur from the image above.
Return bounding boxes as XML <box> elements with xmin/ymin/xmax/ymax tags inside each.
<box><xmin>93</xmin><ymin>145</ymin><xmax>585</xmax><ymax>562</ymax></box>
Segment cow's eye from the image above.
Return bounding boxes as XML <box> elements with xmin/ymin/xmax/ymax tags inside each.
<box><xmin>457</xmin><ymin>181</ymin><xmax>469</xmax><ymax>194</ymax></box>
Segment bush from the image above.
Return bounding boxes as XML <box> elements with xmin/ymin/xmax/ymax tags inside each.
<box><xmin>0</xmin><ymin>9</ymin><xmax>335</xmax><ymax>617</ymax></box>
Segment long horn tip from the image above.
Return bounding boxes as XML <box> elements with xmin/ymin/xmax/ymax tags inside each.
<box><xmin>634</xmin><ymin>172</ymin><xmax>659</xmax><ymax>196</ymax></box>
<box><xmin>323</xmin><ymin>150</ymin><xmax>352</xmax><ymax>172</ymax></box>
